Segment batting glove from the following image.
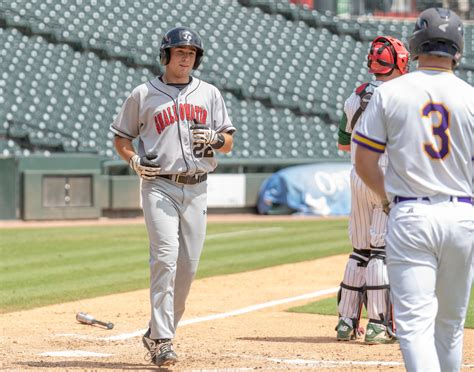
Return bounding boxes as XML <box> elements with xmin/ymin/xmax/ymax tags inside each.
<box><xmin>190</xmin><ymin>124</ymin><xmax>225</xmax><ymax>149</ymax></box>
<box><xmin>129</xmin><ymin>154</ymin><xmax>161</xmax><ymax>180</ymax></box>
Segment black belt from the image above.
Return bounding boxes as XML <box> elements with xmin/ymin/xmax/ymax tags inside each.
<box><xmin>158</xmin><ymin>173</ymin><xmax>207</xmax><ymax>185</ymax></box>
<box><xmin>393</xmin><ymin>196</ymin><xmax>472</xmax><ymax>204</ymax></box>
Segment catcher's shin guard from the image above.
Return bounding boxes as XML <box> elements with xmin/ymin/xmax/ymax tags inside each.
<box><xmin>366</xmin><ymin>246</ymin><xmax>395</xmax><ymax>334</ymax></box>
<box><xmin>338</xmin><ymin>282</ymin><xmax>367</xmax><ymax>339</ymax></box>
<box><xmin>337</xmin><ymin>248</ymin><xmax>370</xmax><ymax>338</ymax></box>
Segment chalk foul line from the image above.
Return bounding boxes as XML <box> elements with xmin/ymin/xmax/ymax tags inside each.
<box><xmin>46</xmin><ymin>287</ymin><xmax>474</xmax><ymax>369</ymax></box>
<box><xmin>56</xmin><ymin>287</ymin><xmax>339</xmax><ymax>341</ymax></box>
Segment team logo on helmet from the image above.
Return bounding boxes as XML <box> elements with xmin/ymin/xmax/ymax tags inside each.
<box><xmin>181</xmin><ymin>30</ymin><xmax>193</xmax><ymax>41</ymax></box>
<box><xmin>439</xmin><ymin>23</ymin><xmax>449</xmax><ymax>32</ymax></box>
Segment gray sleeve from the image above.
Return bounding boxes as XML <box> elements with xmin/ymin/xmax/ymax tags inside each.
<box><xmin>212</xmin><ymin>88</ymin><xmax>236</xmax><ymax>135</ymax></box>
<box><xmin>110</xmin><ymin>93</ymin><xmax>140</xmax><ymax>140</ymax></box>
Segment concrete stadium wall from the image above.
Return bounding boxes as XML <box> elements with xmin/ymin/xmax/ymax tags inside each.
<box><xmin>0</xmin><ymin>155</ymin><xmax>270</xmax><ymax>220</ymax></box>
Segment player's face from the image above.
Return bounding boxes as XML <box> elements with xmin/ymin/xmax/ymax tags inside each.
<box><xmin>166</xmin><ymin>46</ymin><xmax>196</xmax><ymax>81</ymax></box>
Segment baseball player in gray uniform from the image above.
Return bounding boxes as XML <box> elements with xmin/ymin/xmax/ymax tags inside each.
<box><xmin>110</xmin><ymin>26</ymin><xmax>236</xmax><ymax>367</ymax></box>
<box><xmin>354</xmin><ymin>8</ymin><xmax>472</xmax><ymax>372</ymax></box>
<box><xmin>336</xmin><ymin>36</ymin><xmax>409</xmax><ymax>344</ymax></box>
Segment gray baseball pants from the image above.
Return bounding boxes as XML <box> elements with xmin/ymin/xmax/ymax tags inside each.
<box><xmin>141</xmin><ymin>177</ymin><xmax>207</xmax><ymax>339</ymax></box>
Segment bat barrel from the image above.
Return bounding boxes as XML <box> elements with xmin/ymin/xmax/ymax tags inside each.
<box><xmin>76</xmin><ymin>312</ymin><xmax>113</xmax><ymax>329</ymax></box>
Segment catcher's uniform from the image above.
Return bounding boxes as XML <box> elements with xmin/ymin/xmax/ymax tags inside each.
<box><xmin>337</xmin><ymin>80</ymin><xmax>393</xmax><ymax>335</ymax></box>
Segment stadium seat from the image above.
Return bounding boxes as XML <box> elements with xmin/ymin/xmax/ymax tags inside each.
<box><xmin>4</xmin><ymin>0</ymin><xmax>469</xmax><ymax>162</ymax></box>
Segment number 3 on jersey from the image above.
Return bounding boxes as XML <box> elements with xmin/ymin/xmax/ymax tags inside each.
<box><xmin>422</xmin><ymin>103</ymin><xmax>450</xmax><ymax>160</ymax></box>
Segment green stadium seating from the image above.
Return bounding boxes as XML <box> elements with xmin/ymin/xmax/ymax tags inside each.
<box><xmin>0</xmin><ymin>0</ymin><xmax>471</xmax><ymax>162</ymax></box>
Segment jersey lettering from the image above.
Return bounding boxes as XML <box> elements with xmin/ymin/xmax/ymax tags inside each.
<box><xmin>422</xmin><ymin>103</ymin><xmax>450</xmax><ymax>160</ymax></box>
<box><xmin>179</xmin><ymin>104</ymin><xmax>186</xmax><ymax>121</ymax></box>
<box><xmin>172</xmin><ymin>105</ymin><xmax>179</xmax><ymax>123</ymax></box>
<box><xmin>153</xmin><ymin>104</ymin><xmax>209</xmax><ymax>135</ymax></box>
<box><xmin>164</xmin><ymin>107</ymin><xmax>171</xmax><ymax>124</ymax></box>
<box><xmin>167</xmin><ymin>107</ymin><xmax>175</xmax><ymax>124</ymax></box>
<box><xmin>185</xmin><ymin>104</ymin><xmax>191</xmax><ymax>120</ymax></box>
<box><xmin>154</xmin><ymin>113</ymin><xmax>165</xmax><ymax>134</ymax></box>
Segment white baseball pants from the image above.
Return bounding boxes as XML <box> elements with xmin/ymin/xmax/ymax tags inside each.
<box><xmin>386</xmin><ymin>197</ymin><xmax>473</xmax><ymax>372</ymax></box>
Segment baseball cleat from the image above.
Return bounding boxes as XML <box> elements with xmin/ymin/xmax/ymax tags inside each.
<box><xmin>336</xmin><ymin>319</ymin><xmax>356</xmax><ymax>341</ymax></box>
<box><xmin>364</xmin><ymin>322</ymin><xmax>398</xmax><ymax>345</ymax></box>
<box><xmin>142</xmin><ymin>328</ymin><xmax>178</xmax><ymax>366</ymax></box>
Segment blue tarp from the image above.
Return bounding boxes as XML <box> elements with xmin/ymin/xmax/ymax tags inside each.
<box><xmin>257</xmin><ymin>162</ymin><xmax>352</xmax><ymax>216</ymax></box>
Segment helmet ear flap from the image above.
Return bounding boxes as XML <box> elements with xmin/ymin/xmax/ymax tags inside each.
<box><xmin>193</xmin><ymin>50</ymin><xmax>203</xmax><ymax>69</ymax></box>
<box><xmin>160</xmin><ymin>48</ymin><xmax>170</xmax><ymax>65</ymax></box>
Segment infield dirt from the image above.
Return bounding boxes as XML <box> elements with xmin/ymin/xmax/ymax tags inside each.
<box><xmin>1</xmin><ymin>253</ymin><xmax>473</xmax><ymax>371</ymax></box>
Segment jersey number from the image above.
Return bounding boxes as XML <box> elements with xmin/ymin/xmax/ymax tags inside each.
<box><xmin>193</xmin><ymin>143</ymin><xmax>214</xmax><ymax>158</ymax></box>
<box><xmin>422</xmin><ymin>103</ymin><xmax>450</xmax><ymax>160</ymax></box>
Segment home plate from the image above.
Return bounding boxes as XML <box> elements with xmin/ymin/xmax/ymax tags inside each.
<box><xmin>39</xmin><ymin>351</ymin><xmax>113</xmax><ymax>357</ymax></box>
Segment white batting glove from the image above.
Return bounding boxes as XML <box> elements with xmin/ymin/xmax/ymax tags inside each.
<box><xmin>129</xmin><ymin>154</ymin><xmax>161</xmax><ymax>180</ymax></box>
<box><xmin>190</xmin><ymin>124</ymin><xmax>225</xmax><ymax>149</ymax></box>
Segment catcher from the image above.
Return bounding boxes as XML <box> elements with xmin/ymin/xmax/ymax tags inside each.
<box><xmin>335</xmin><ymin>35</ymin><xmax>409</xmax><ymax>344</ymax></box>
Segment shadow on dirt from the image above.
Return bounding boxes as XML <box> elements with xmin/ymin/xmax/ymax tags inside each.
<box><xmin>17</xmin><ymin>361</ymin><xmax>171</xmax><ymax>371</ymax></box>
<box><xmin>237</xmin><ymin>336</ymin><xmax>364</xmax><ymax>344</ymax></box>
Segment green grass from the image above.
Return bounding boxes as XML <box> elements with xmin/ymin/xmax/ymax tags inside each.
<box><xmin>0</xmin><ymin>219</ymin><xmax>350</xmax><ymax>312</ymax></box>
<box><xmin>2</xmin><ymin>218</ymin><xmax>472</xmax><ymax>330</ymax></box>
<box><xmin>288</xmin><ymin>287</ymin><xmax>474</xmax><ymax>329</ymax></box>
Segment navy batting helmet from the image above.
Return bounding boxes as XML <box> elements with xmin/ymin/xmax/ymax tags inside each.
<box><xmin>160</xmin><ymin>26</ymin><xmax>204</xmax><ymax>69</ymax></box>
<box><xmin>409</xmin><ymin>7</ymin><xmax>464</xmax><ymax>66</ymax></box>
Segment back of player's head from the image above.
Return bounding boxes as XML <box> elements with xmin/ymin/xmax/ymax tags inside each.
<box><xmin>409</xmin><ymin>7</ymin><xmax>464</xmax><ymax>66</ymax></box>
<box><xmin>367</xmin><ymin>36</ymin><xmax>409</xmax><ymax>75</ymax></box>
<box><xmin>160</xmin><ymin>26</ymin><xmax>204</xmax><ymax>69</ymax></box>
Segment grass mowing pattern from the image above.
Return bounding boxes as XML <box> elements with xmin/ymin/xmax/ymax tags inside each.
<box><xmin>0</xmin><ymin>219</ymin><xmax>350</xmax><ymax>313</ymax></box>
<box><xmin>2</xmin><ymin>218</ymin><xmax>472</xmax><ymax>329</ymax></box>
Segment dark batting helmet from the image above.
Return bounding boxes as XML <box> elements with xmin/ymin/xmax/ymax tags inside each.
<box><xmin>409</xmin><ymin>7</ymin><xmax>464</xmax><ymax>66</ymax></box>
<box><xmin>160</xmin><ymin>26</ymin><xmax>204</xmax><ymax>69</ymax></box>
<box><xmin>367</xmin><ymin>36</ymin><xmax>410</xmax><ymax>75</ymax></box>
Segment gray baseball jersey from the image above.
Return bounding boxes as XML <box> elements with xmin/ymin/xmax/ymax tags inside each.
<box><xmin>111</xmin><ymin>76</ymin><xmax>235</xmax><ymax>174</ymax></box>
<box><xmin>110</xmin><ymin>76</ymin><xmax>235</xmax><ymax>341</ymax></box>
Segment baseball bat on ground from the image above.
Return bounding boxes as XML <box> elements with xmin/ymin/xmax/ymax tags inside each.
<box><xmin>76</xmin><ymin>312</ymin><xmax>114</xmax><ymax>330</ymax></box>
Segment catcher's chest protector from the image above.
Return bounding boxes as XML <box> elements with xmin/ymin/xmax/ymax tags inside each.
<box><xmin>350</xmin><ymin>82</ymin><xmax>378</xmax><ymax>130</ymax></box>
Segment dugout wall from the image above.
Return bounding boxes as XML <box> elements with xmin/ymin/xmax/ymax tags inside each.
<box><xmin>0</xmin><ymin>155</ymin><xmax>106</xmax><ymax>220</ymax></box>
<box><xmin>0</xmin><ymin>155</ymin><xmax>272</xmax><ymax>220</ymax></box>
<box><xmin>0</xmin><ymin>156</ymin><xmax>18</xmax><ymax>219</ymax></box>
